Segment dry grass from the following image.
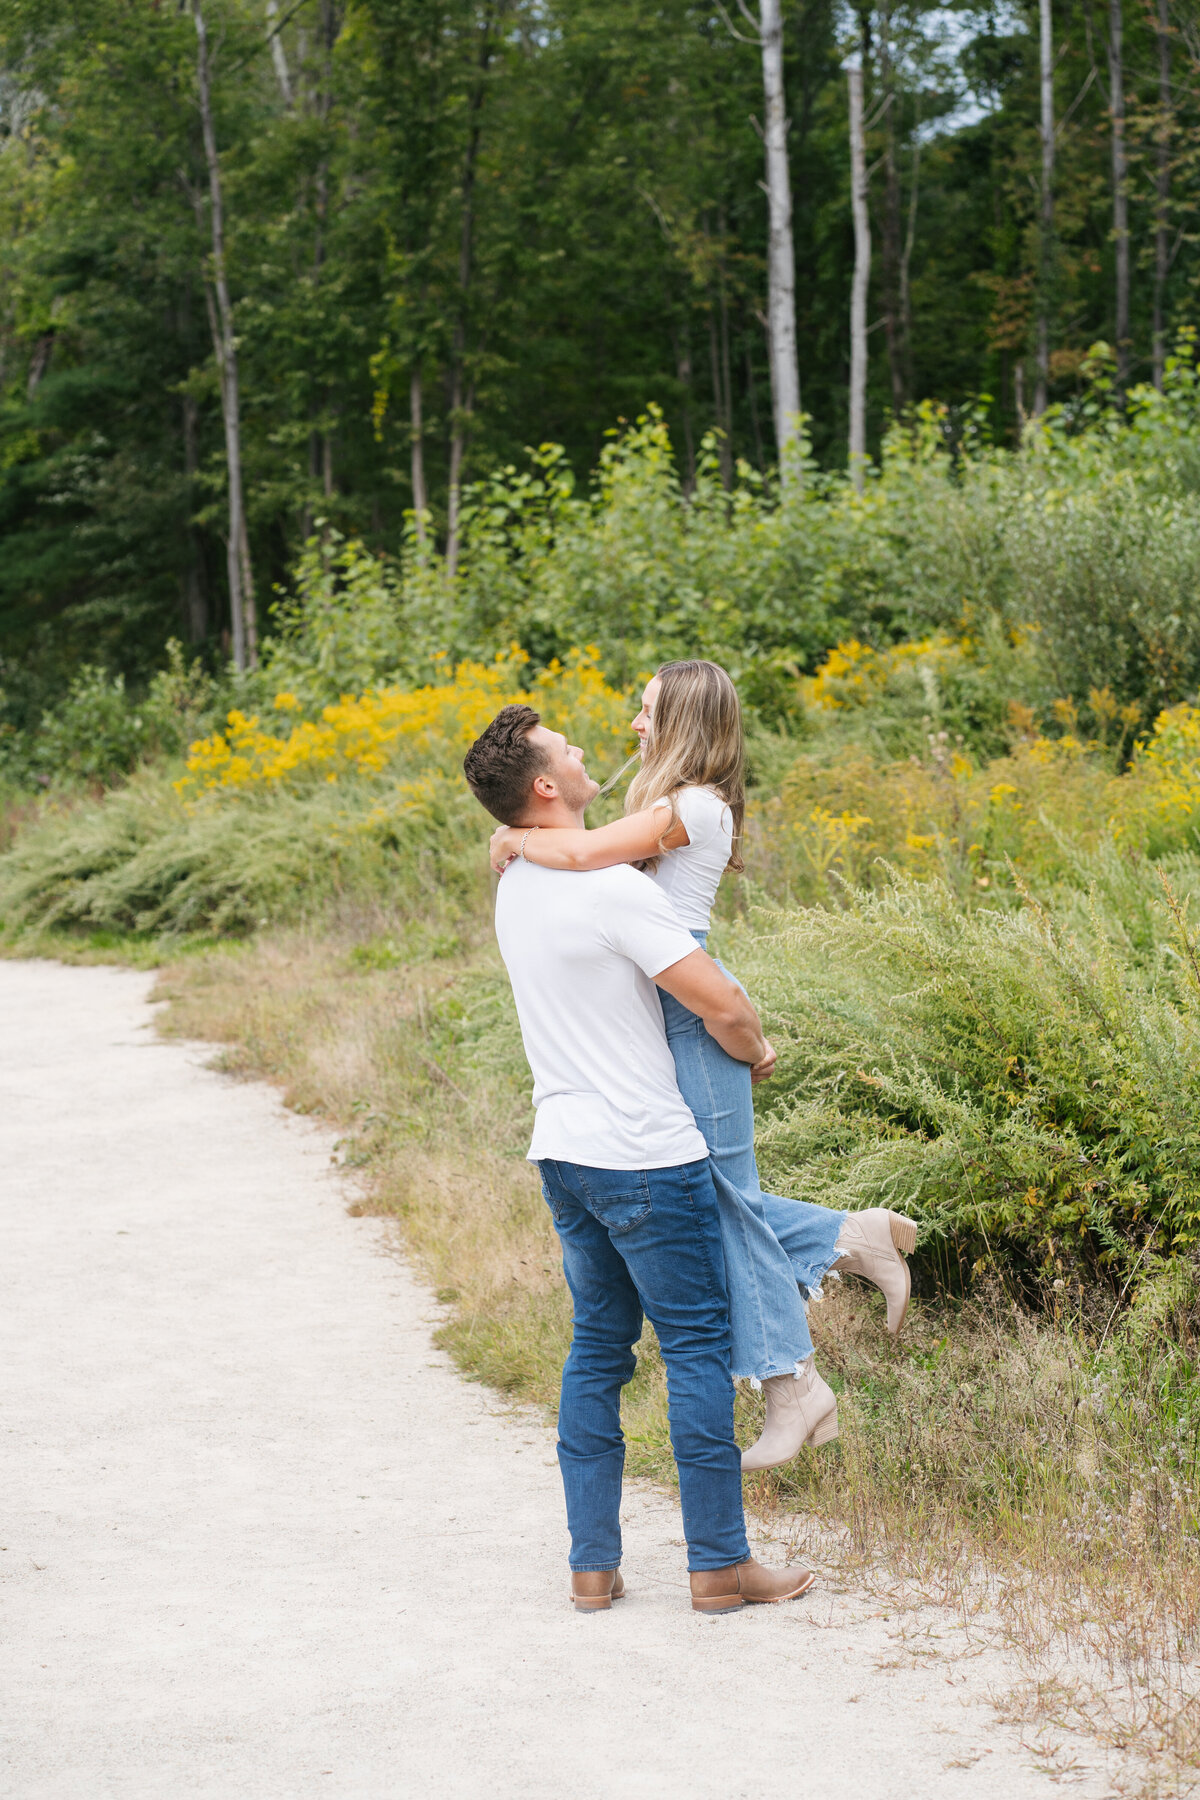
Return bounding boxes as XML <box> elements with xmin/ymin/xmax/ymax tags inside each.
<box><xmin>155</xmin><ymin>918</ymin><xmax>1200</xmax><ymax>1795</ymax></box>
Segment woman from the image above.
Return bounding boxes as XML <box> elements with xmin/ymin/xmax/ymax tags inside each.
<box><xmin>490</xmin><ymin>659</ymin><xmax>917</xmax><ymax>1472</ymax></box>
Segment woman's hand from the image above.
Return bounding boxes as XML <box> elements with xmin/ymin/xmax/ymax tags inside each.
<box><xmin>750</xmin><ymin>1039</ymin><xmax>777</xmax><ymax>1085</ymax></box>
<box><xmin>490</xmin><ymin>823</ymin><xmax>522</xmax><ymax>874</ymax></box>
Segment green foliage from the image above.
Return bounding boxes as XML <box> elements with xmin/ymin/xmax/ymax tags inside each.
<box><xmin>0</xmin><ymin>639</ymin><xmax>221</xmax><ymax>787</ymax></box>
<box><xmin>226</xmin><ymin>363</ymin><xmax>1200</xmax><ymax>727</ymax></box>
<box><xmin>425</xmin><ymin>372</ymin><xmax>1200</xmax><ymax>718</ymax></box>
<box><xmin>0</xmin><ymin>763</ymin><xmax>483</xmax><ymax>936</ymax></box>
<box><xmin>739</xmin><ymin>867</ymin><xmax>1200</xmax><ymax>1279</ymax></box>
<box><xmin>33</xmin><ymin>667</ymin><xmax>155</xmax><ymax>784</ymax></box>
<box><xmin>5</xmin><ymin>0</ymin><xmax>1200</xmax><ymax>691</ymax></box>
<box><xmin>264</xmin><ymin>530</ymin><xmax>410</xmax><ymax>708</ymax></box>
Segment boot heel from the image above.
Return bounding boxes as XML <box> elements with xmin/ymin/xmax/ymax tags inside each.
<box><xmin>570</xmin><ymin>1594</ymin><xmax>613</xmax><ymax>1612</ymax></box>
<box><xmin>807</xmin><ymin>1405</ymin><xmax>839</xmax><ymax>1448</ymax></box>
<box><xmin>691</xmin><ymin>1594</ymin><xmax>745</xmax><ymax>1614</ymax></box>
<box><xmin>888</xmin><ymin>1212</ymin><xmax>918</xmax><ymax>1256</ymax></box>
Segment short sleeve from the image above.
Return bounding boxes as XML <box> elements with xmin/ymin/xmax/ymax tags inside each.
<box><xmin>598</xmin><ymin>868</ymin><xmax>700</xmax><ymax>978</ymax></box>
<box><xmin>676</xmin><ymin>786</ymin><xmax>727</xmax><ymax>849</ymax></box>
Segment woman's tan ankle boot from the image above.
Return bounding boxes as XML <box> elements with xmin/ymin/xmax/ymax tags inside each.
<box><xmin>740</xmin><ymin>1358</ymin><xmax>838</xmax><ymax>1472</ymax></box>
<box><xmin>834</xmin><ymin>1208</ymin><xmax>917</xmax><ymax>1336</ymax></box>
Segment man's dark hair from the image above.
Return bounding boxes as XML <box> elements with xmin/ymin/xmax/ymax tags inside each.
<box><xmin>462</xmin><ymin>703</ymin><xmax>548</xmax><ymax>824</ymax></box>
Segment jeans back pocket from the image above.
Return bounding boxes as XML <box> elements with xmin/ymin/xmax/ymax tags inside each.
<box><xmin>578</xmin><ymin>1168</ymin><xmax>653</xmax><ymax>1236</ymax></box>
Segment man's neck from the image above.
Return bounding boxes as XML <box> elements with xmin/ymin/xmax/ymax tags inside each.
<box><xmin>512</xmin><ymin>802</ymin><xmax>586</xmax><ymax>830</ymax></box>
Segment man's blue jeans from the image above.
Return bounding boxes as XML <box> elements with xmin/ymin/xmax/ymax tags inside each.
<box><xmin>538</xmin><ymin>1156</ymin><xmax>750</xmax><ymax>1574</ymax></box>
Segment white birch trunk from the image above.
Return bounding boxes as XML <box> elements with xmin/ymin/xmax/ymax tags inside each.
<box><xmin>847</xmin><ymin>60</ymin><xmax>870</xmax><ymax>492</ymax></box>
<box><xmin>192</xmin><ymin>0</ymin><xmax>257</xmax><ymax>670</ymax></box>
<box><xmin>265</xmin><ymin>0</ymin><xmax>294</xmax><ymax>107</ymax></box>
<box><xmin>1035</xmin><ymin>0</ymin><xmax>1054</xmax><ymax>414</ymax></box>
<box><xmin>1109</xmin><ymin>0</ymin><xmax>1130</xmax><ymax>390</ymax></box>
<box><xmin>759</xmin><ymin>0</ymin><xmax>802</xmax><ymax>485</ymax></box>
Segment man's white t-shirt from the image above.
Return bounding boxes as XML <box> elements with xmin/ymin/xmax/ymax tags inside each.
<box><xmin>648</xmin><ymin>785</ymin><xmax>733</xmax><ymax>931</ymax></box>
<box><xmin>494</xmin><ymin>859</ymin><xmax>709</xmax><ymax>1170</ymax></box>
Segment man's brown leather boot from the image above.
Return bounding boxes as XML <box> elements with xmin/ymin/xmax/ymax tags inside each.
<box><xmin>570</xmin><ymin>1570</ymin><xmax>626</xmax><ymax>1612</ymax></box>
<box><xmin>689</xmin><ymin>1558</ymin><xmax>815</xmax><ymax>1614</ymax></box>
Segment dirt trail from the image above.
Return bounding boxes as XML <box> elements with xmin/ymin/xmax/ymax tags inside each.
<box><xmin>0</xmin><ymin>960</ymin><xmax>1113</xmax><ymax>1799</ymax></box>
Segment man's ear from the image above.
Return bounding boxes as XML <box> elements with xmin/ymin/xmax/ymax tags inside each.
<box><xmin>530</xmin><ymin>772</ymin><xmax>558</xmax><ymax>801</ymax></box>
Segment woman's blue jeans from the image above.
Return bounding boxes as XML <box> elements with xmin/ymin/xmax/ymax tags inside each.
<box><xmin>538</xmin><ymin>1156</ymin><xmax>750</xmax><ymax>1574</ymax></box>
<box><xmin>659</xmin><ymin>930</ymin><xmax>847</xmax><ymax>1381</ymax></box>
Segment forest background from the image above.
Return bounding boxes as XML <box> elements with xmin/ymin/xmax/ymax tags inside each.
<box><xmin>3</xmin><ymin>0</ymin><xmax>1200</xmax><ymax>706</ymax></box>
<box><xmin>5</xmin><ymin>0</ymin><xmax>1200</xmax><ymax>1784</ymax></box>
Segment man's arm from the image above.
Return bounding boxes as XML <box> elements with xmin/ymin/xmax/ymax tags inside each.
<box><xmin>654</xmin><ymin>949</ymin><xmax>775</xmax><ymax>1079</ymax></box>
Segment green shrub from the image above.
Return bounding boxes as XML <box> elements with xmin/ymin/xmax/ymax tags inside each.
<box><xmin>735</xmin><ymin>864</ymin><xmax>1200</xmax><ymax>1284</ymax></box>
<box><xmin>0</xmin><ymin>766</ymin><xmax>487</xmax><ymax>936</ymax></box>
<box><xmin>5</xmin><ymin>641</ymin><xmax>223</xmax><ymax>789</ymax></box>
<box><xmin>264</xmin><ymin>530</ymin><xmax>410</xmax><ymax>708</ymax></box>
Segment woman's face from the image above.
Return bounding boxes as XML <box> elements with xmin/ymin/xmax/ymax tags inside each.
<box><xmin>631</xmin><ymin>676</ymin><xmax>661</xmax><ymax>754</ymax></box>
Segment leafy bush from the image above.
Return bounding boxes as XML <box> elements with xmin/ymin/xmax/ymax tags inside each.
<box><xmin>738</xmin><ymin>865</ymin><xmax>1200</xmax><ymax>1282</ymax></box>
<box><xmin>263</xmin><ymin>531</ymin><xmax>410</xmax><ymax>709</ymax></box>
<box><xmin>2</xmin><ymin>641</ymin><xmax>222</xmax><ymax>788</ymax></box>
<box><xmin>1006</xmin><ymin>482</ymin><xmax>1200</xmax><ymax>717</ymax></box>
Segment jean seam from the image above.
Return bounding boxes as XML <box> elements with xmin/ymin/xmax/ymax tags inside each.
<box><xmin>692</xmin><ymin>1014</ymin><xmax>771</xmax><ymax>1371</ymax></box>
<box><xmin>681</xmin><ymin>1160</ymin><xmax>724</xmax><ymax>1312</ymax></box>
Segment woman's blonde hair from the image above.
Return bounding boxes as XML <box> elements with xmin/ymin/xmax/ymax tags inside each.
<box><xmin>625</xmin><ymin>659</ymin><xmax>746</xmax><ymax>872</ymax></box>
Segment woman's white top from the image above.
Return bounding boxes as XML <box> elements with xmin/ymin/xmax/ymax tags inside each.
<box><xmin>648</xmin><ymin>785</ymin><xmax>732</xmax><ymax>931</ymax></box>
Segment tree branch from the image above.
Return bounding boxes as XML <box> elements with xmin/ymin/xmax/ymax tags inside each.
<box><xmin>714</xmin><ymin>0</ymin><xmax>761</xmax><ymax>47</ymax></box>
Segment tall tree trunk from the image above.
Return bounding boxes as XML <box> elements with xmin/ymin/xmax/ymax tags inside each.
<box><xmin>759</xmin><ymin>0</ymin><xmax>802</xmax><ymax>484</ymax></box>
<box><xmin>1109</xmin><ymin>0</ymin><xmax>1130</xmax><ymax>390</ymax></box>
<box><xmin>446</xmin><ymin>367</ymin><xmax>473</xmax><ymax>576</ymax></box>
<box><xmin>745</xmin><ymin>340</ymin><xmax>765</xmax><ymax>471</ymax></box>
<box><xmin>708</xmin><ymin>310</ymin><xmax>724</xmax><ymax>457</ymax></box>
<box><xmin>706</xmin><ymin>215</ymin><xmax>734</xmax><ymax>487</ymax></box>
<box><xmin>718</xmin><ymin>212</ymin><xmax>734</xmax><ymax>487</ymax></box>
<box><xmin>265</xmin><ymin>0</ymin><xmax>293</xmax><ymax>106</ymax></box>
<box><xmin>181</xmin><ymin>390</ymin><xmax>207</xmax><ymax>643</ymax></box>
<box><xmin>446</xmin><ymin>8</ymin><xmax>498</xmax><ymax>577</ymax></box>
<box><xmin>24</xmin><ymin>332</ymin><xmax>53</xmax><ymax>400</ymax></box>
<box><xmin>192</xmin><ymin>0</ymin><xmax>256</xmax><ymax>670</ymax></box>
<box><xmin>878</xmin><ymin>5</ymin><xmax>905</xmax><ymax>413</ymax></box>
<box><xmin>673</xmin><ymin>326</ymin><xmax>696</xmax><ymax>491</ymax></box>
<box><xmin>306</xmin><ymin>1</ymin><xmax>338</xmax><ymax>524</ymax></box>
<box><xmin>1035</xmin><ymin>0</ymin><xmax>1054</xmax><ymax>415</ymax></box>
<box><xmin>899</xmin><ymin>103</ymin><xmax>921</xmax><ymax>402</ymax></box>
<box><xmin>410</xmin><ymin>365</ymin><xmax>428</xmax><ymax>543</ymax></box>
<box><xmin>1153</xmin><ymin>0</ymin><xmax>1172</xmax><ymax>389</ymax></box>
<box><xmin>847</xmin><ymin>59</ymin><xmax>870</xmax><ymax>491</ymax></box>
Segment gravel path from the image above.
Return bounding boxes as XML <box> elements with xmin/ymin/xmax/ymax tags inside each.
<box><xmin>0</xmin><ymin>959</ymin><xmax>1113</xmax><ymax>1799</ymax></box>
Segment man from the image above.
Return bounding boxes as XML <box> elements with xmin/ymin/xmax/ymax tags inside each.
<box><xmin>463</xmin><ymin>703</ymin><xmax>814</xmax><ymax>1614</ymax></box>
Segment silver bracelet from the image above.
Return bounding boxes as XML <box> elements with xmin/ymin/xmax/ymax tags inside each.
<box><xmin>518</xmin><ymin>826</ymin><xmax>539</xmax><ymax>859</ymax></box>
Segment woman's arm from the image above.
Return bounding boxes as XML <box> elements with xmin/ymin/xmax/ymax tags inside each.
<box><xmin>489</xmin><ymin>803</ymin><xmax>688</xmax><ymax>874</ymax></box>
